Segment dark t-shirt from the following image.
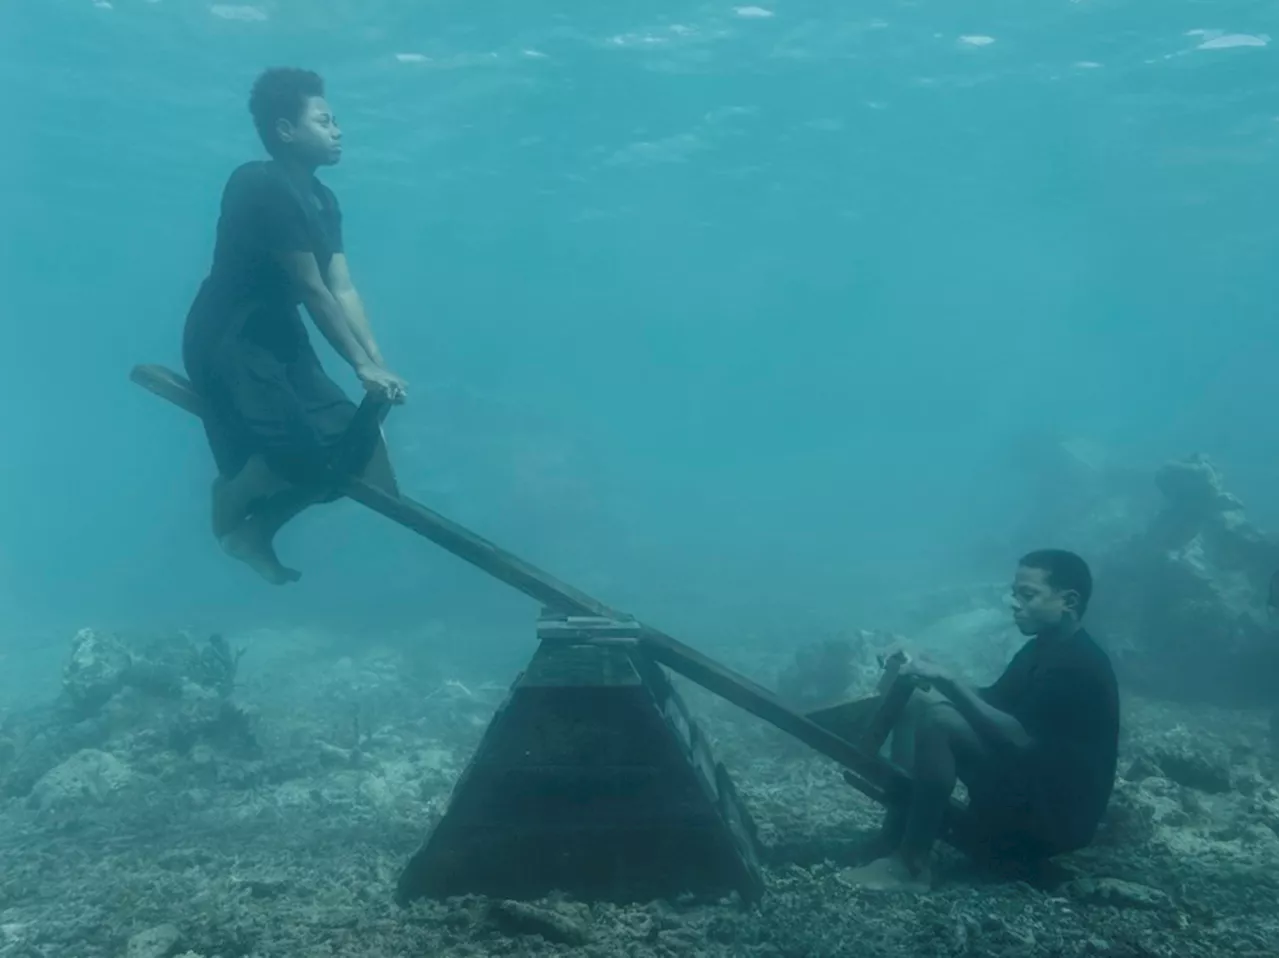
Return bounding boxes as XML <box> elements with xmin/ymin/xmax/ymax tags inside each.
<box><xmin>185</xmin><ymin>160</ymin><xmax>344</xmax><ymax>361</ymax></box>
<box><xmin>978</xmin><ymin>628</ymin><xmax>1120</xmax><ymax>854</ymax></box>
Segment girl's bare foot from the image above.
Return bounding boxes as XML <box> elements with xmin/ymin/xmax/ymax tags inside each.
<box><xmin>219</xmin><ymin>516</ymin><xmax>300</xmax><ymax>585</ymax></box>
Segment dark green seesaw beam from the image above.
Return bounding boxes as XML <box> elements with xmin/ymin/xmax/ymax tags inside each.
<box><xmin>130</xmin><ymin>363</ymin><xmax>973</xmax><ymax>846</ymax></box>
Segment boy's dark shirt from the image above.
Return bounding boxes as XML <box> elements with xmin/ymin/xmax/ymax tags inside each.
<box><xmin>978</xmin><ymin>627</ymin><xmax>1120</xmax><ymax>853</ymax></box>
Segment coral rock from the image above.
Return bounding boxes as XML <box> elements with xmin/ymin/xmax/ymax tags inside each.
<box><xmin>28</xmin><ymin>748</ymin><xmax>135</xmax><ymax>815</ymax></box>
<box><xmin>125</xmin><ymin>923</ymin><xmax>182</xmax><ymax>958</ymax></box>
<box><xmin>62</xmin><ymin>628</ymin><xmax>132</xmax><ymax>713</ymax></box>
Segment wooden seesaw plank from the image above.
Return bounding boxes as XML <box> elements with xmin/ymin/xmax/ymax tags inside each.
<box><xmin>130</xmin><ymin>363</ymin><xmax>974</xmax><ymax>848</ymax></box>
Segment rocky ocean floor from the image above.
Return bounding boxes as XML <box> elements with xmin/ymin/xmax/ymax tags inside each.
<box><xmin>0</xmin><ymin>625</ymin><xmax>1275</xmax><ymax>958</ymax></box>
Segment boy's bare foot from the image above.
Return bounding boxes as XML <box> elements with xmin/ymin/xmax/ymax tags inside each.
<box><xmin>841</xmin><ymin>854</ymin><xmax>932</xmax><ymax>893</ymax></box>
<box><xmin>219</xmin><ymin>518</ymin><xmax>300</xmax><ymax>585</ymax></box>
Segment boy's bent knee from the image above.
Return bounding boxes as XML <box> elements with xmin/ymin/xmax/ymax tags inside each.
<box><xmin>901</xmin><ymin>686</ymin><xmax>948</xmax><ymax>722</ymax></box>
<box><xmin>914</xmin><ymin>699</ymin><xmax>978</xmax><ymax>745</ymax></box>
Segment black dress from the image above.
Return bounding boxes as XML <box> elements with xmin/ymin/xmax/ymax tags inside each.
<box><xmin>182</xmin><ymin>160</ymin><xmax>357</xmax><ymax>485</ymax></box>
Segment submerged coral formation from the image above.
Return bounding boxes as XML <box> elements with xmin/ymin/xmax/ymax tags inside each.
<box><xmin>1092</xmin><ymin>455</ymin><xmax>1278</xmax><ymax>707</ymax></box>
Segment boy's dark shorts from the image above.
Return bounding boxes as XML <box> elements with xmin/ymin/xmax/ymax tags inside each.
<box><xmin>959</xmin><ymin>749</ymin><xmax>1061</xmax><ymax>863</ymax></box>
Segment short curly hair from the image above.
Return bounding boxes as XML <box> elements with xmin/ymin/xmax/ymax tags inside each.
<box><xmin>1020</xmin><ymin>549</ymin><xmax>1093</xmax><ymax>616</ymax></box>
<box><xmin>249</xmin><ymin>67</ymin><xmax>325</xmax><ymax>157</ymax></box>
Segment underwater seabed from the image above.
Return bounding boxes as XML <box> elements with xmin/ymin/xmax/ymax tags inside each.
<box><xmin>0</xmin><ymin>614</ymin><xmax>1275</xmax><ymax>958</ymax></box>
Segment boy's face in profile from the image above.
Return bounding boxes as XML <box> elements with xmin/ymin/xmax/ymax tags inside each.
<box><xmin>1011</xmin><ymin>564</ymin><xmax>1076</xmax><ymax>636</ymax></box>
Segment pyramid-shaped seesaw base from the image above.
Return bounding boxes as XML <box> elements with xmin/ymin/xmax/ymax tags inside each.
<box><xmin>396</xmin><ymin>612</ymin><xmax>764</xmax><ymax>905</ymax></box>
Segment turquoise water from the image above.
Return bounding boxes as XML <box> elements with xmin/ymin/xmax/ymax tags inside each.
<box><xmin>2</xmin><ymin>2</ymin><xmax>1276</xmax><ymax>657</ymax></box>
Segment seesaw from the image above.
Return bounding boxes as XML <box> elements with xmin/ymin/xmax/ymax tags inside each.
<box><xmin>131</xmin><ymin>363</ymin><xmax>976</xmax><ymax>905</ymax></box>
